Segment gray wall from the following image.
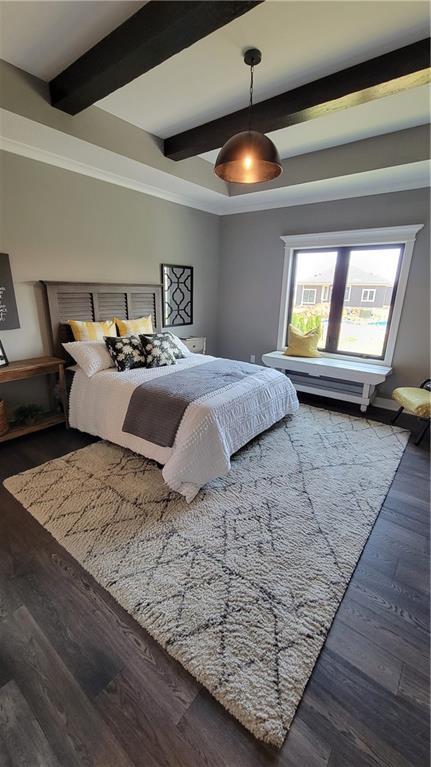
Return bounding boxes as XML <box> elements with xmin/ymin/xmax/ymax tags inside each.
<box><xmin>1</xmin><ymin>149</ymin><xmax>429</xmax><ymax>412</ymax></box>
<box><xmin>0</xmin><ymin>150</ymin><xmax>220</xmax><ymax>409</ymax></box>
<box><xmin>218</xmin><ymin>189</ymin><xmax>430</xmax><ymax>397</ymax></box>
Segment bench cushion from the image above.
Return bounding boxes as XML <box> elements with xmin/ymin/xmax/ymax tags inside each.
<box><xmin>262</xmin><ymin>351</ymin><xmax>391</xmax><ymax>385</ymax></box>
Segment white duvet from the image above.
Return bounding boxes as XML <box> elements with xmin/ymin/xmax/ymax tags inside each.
<box><xmin>69</xmin><ymin>354</ymin><xmax>299</xmax><ymax>501</ymax></box>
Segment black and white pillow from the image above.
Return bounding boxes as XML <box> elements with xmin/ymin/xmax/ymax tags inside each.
<box><xmin>163</xmin><ymin>332</ymin><xmax>188</xmax><ymax>359</ymax></box>
<box><xmin>104</xmin><ymin>335</ymin><xmax>146</xmax><ymax>371</ymax></box>
<box><xmin>139</xmin><ymin>333</ymin><xmax>177</xmax><ymax>368</ymax></box>
<box><xmin>140</xmin><ymin>331</ymin><xmax>186</xmax><ymax>361</ymax></box>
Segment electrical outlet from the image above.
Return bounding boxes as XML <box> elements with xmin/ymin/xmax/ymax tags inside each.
<box><xmin>250</xmin><ymin>354</ymin><xmax>256</xmax><ymax>363</ymax></box>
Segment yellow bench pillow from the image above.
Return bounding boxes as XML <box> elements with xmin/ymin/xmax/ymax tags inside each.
<box><xmin>284</xmin><ymin>324</ymin><xmax>321</xmax><ymax>358</ymax></box>
<box><xmin>115</xmin><ymin>315</ymin><xmax>153</xmax><ymax>336</ymax></box>
<box><xmin>69</xmin><ymin>319</ymin><xmax>117</xmax><ymax>341</ymax></box>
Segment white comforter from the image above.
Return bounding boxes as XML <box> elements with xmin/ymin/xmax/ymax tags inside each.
<box><xmin>69</xmin><ymin>354</ymin><xmax>299</xmax><ymax>501</ymax></box>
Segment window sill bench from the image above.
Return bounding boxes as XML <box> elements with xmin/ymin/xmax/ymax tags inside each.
<box><xmin>262</xmin><ymin>351</ymin><xmax>392</xmax><ymax>413</ymax></box>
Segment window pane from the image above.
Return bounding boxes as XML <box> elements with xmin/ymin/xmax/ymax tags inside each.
<box><xmin>337</xmin><ymin>248</ymin><xmax>401</xmax><ymax>357</ymax></box>
<box><xmin>290</xmin><ymin>251</ymin><xmax>337</xmax><ymax>348</ymax></box>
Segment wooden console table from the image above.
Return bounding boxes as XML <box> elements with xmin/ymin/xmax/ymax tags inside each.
<box><xmin>0</xmin><ymin>356</ymin><xmax>68</xmax><ymax>443</ymax></box>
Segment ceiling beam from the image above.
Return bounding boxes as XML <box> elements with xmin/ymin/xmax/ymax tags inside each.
<box><xmin>164</xmin><ymin>38</ymin><xmax>431</xmax><ymax>161</ymax></box>
<box><xmin>50</xmin><ymin>1</ymin><xmax>263</xmax><ymax>115</ymax></box>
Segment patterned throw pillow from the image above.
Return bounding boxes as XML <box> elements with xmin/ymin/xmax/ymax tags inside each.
<box><xmin>139</xmin><ymin>333</ymin><xmax>177</xmax><ymax>368</ymax></box>
<box><xmin>140</xmin><ymin>331</ymin><xmax>186</xmax><ymax>361</ymax></box>
<box><xmin>104</xmin><ymin>335</ymin><xmax>146</xmax><ymax>371</ymax></box>
<box><xmin>164</xmin><ymin>332</ymin><xmax>188</xmax><ymax>359</ymax></box>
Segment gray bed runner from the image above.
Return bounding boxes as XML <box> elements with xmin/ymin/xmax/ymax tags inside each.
<box><xmin>122</xmin><ymin>359</ymin><xmax>258</xmax><ymax>447</ymax></box>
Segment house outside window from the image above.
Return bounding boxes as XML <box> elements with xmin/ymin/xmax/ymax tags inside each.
<box><xmin>278</xmin><ymin>226</ymin><xmax>423</xmax><ymax>365</ymax></box>
<box><xmin>361</xmin><ymin>288</ymin><xmax>376</xmax><ymax>302</ymax></box>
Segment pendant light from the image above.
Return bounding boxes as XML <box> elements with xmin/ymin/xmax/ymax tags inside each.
<box><xmin>214</xmin><ymin>48</ymin><xmax>282</xmax><ymax>184</ymax></box>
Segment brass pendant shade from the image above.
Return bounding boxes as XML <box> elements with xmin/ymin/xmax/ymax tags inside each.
<box><xmin>214</xmin><ymin>48</ymin><xmax>282</xmax><ymax>185</ymax></box>
<box><xmin>214</xmin><ymin>130</ymin><xmax>282</xmax><ymax>184</ymax></box>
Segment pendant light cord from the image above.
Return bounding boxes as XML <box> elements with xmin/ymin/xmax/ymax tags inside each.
<box><xmin>247</xmin><ymin>63</ymin><xmax>254</xmax><ymax>133</ymax></box>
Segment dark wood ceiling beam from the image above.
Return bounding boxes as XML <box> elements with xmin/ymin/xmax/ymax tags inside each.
<box><xmin>164</xmin><ymin>38</ymin><xmax>431</xmax><ymax>161</ymax></box>
<box><xmin>50</xmin><ymin>1</ymin><xmax>263</xmax><ymax>115</ymax></box>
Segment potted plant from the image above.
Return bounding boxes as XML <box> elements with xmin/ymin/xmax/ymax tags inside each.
<box><xmin>13</xmin><ymin>404</ymin><xmax>46</xmax><ymax>427</ymax></box>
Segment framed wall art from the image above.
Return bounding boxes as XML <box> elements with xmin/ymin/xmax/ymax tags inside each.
<box><xmin>0</xmin><ymin>338</ymin><xmax>8</xmax><ymax>367</ymax></box>
<box><xmin>161</xmin><ymin>264</ymin><xmax>193</xmax><ymax>327</ymax></box>
<box><xmin>0</xmin><ymin>253</ymin><xmax>20</xmax><ymax>331</ymax></box>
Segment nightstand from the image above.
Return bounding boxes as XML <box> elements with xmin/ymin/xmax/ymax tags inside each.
<box><xmin>183</xmin><ymin>337</ymin><xmax>206</xmax><ymax>354</ymax></box>
<box><xmin>0</xmin><ymin>356</ymin><xmax>68</xmax><ymax>442</ymax></box>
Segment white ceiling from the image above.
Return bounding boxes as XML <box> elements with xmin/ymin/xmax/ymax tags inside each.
<box><xmin>96</xmin><ymin>1</ymin><xmax>430</xmax><ymax>139</ymax></box>
<box><xmin>0</xmin><ymin>0</ymin><xmax>429</xmax><ymax>212</ymax></box>
<box><xmin>0</xmin><ymin>1</ymin><xmax>146</xmax><ymax>81</ymax></box>
<box><xmin>0</xmin><ymin>2</ymin><xmax>428</xmax><ymax>145</ymax></box>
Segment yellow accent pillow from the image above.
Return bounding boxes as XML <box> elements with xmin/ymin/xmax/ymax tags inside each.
<box><xmin>392</xmin><ymin>387</ymin><xmax>431</xmax><ymax>419</ymax></box>
<box><xmin>283</xmin><ymin>324</ymin><xmax>321</xmax><ymax>358</ymax></box>
<box><xmin>115</xmin><ymin>315</ymin><xmax>153</xmax><ymax>336</ymax></box>
<box><xmin>68</xmin><ymin>319</ymin><xmax>117</xmax><ymax>342</ymax></box>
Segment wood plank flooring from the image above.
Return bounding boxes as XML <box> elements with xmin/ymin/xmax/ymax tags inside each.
<box><xmin>0</xmin><ymin>400</ymin><xmax>429</xmax><ymax>766</ymax></box>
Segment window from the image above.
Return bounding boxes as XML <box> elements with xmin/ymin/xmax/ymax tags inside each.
<box><xmin>361</xmin><ymin>288</ymin><xmax>376</xmax><ymax>302</ymax></box>
<box><xmin>287</xmin><ymin>244</ymin><xmax>403</xmax><ymax>360</ymax></box>
<box><xmin>302</xmin><ymin>288</ymin><xmax>316</xmax><ymax>304</ymax></box>
<box><xmin>279</xmin><ymin>226</ymin><xmax>422</xmax><ymax>366</ymax></box>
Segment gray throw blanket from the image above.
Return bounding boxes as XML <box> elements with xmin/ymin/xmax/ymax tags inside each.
<box><xmin>122</xmin><ymin>359</ymin><xmax>258</xmax><ymax>447</ymax></box>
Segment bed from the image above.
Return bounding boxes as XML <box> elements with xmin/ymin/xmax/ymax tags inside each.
<box><xmin>42</xmin><ymin>280</ymin><xmax>299</xmax><ymax>501</ymax></box>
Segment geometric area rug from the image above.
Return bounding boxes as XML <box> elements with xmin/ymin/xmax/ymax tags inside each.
<box><xmin>3</xmin><ymin>405</ymin><xmax>408</xmax><ymax>747</ymax></box>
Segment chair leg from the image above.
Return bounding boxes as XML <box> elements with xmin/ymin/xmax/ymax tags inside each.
<box><xmin>415</xmin><ymin>420</ymin><xmax>430</xmax><ymax>446</ymax></box>
<box><xmin>391</xmin><ymin>406</ymin><xmax>404</xmax><ymax>425</ymax></box>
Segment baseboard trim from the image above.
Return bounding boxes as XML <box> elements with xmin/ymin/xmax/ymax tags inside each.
<box><xmin>373</xmin><ymin>397</ymin><xmax>399</xmax><ymax>411</ymax></box>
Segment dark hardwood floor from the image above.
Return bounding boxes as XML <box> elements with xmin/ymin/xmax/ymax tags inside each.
<box><xmin>0</xmin><ymin>399</ymin><xmax>429</xmax><ymax>767</ymax></box>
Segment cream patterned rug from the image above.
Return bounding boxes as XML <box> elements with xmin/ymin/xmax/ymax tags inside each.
<box><xmin>4</xmin><ymin>405</ymin><xmax>408</xmax><ymax>747</ymax></box>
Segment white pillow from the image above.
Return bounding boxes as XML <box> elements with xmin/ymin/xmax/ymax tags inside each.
<box><xmin>62</xmin><ymin>341</ymin><xmax>115</xmax><ymax>377</ymax></box>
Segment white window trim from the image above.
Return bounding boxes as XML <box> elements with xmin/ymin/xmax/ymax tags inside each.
<box><xmin>344</xmin><ymin>285</ymin><xmax>351</xmax><ymax>301</ymax></box>
<box><xmin>301</xmin><ymin>287</ymin><xmax>316</xmax><ymax>304</ymax></box>
<box><xmin>278</xmin><ymin>225</ymin><xmax>423</xmax><ymax>367</ymax></box>
<box><xmin>322</xmin><ymin>285</ymin><xmax>331</xmax><ymax>301</ymax></box>
<box><xmin>361</xmin><ymin>288</ymin><xmax>375</xmax><ymax>302</ymax></box>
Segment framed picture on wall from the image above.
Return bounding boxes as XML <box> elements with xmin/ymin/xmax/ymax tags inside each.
<box><xmin>161</xmin><ymin>264</ymin><xmax>193</xmax><ymax>327</ymax></box>
<box><xmin>0</xmin><ymin>253</ymin><xmax>20</xmax><ymax>331</ymax></box>
<box><xmin>0</xmin><ymin>339</ymin><xmax>8</xmax><ymax>367</ymax></box>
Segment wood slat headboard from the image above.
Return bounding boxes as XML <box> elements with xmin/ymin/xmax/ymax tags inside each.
<box><xmin>41</xmin><ymin>281</ymin><xmax>163</xmax><ymax>357</ymax></box>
